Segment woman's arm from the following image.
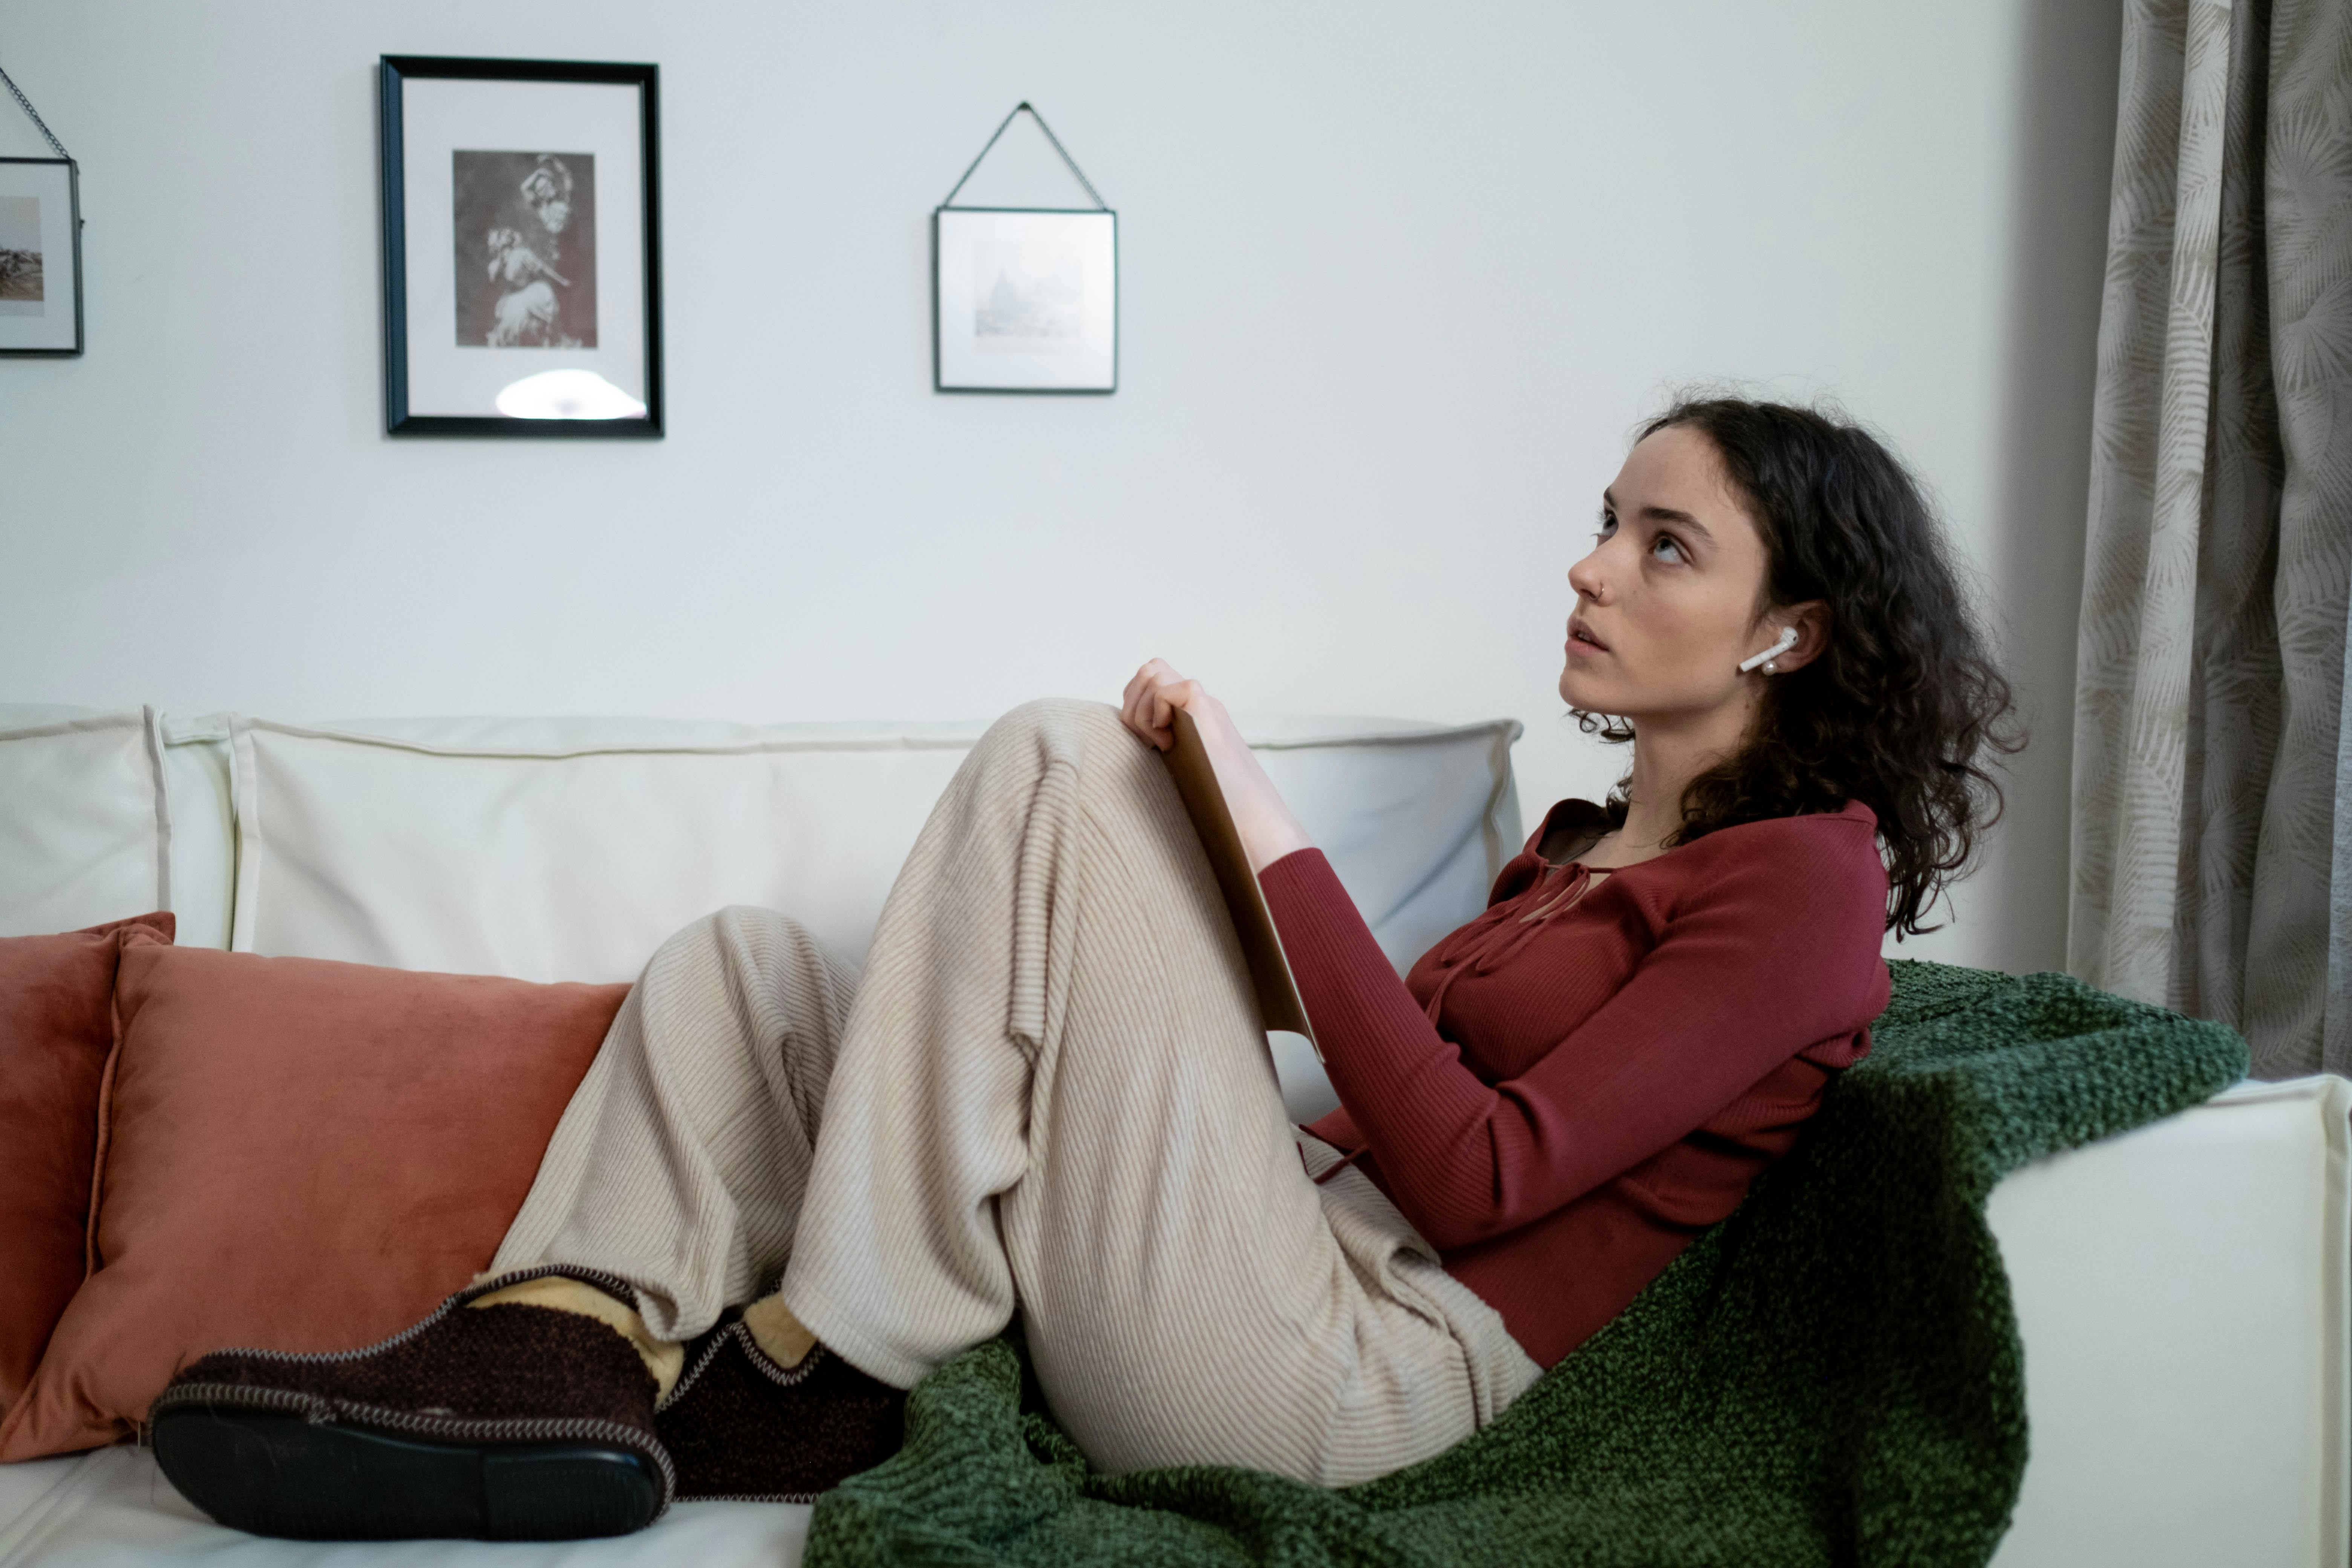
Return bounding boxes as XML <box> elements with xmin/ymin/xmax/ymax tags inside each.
<box><xmin>1261</xmin><ymin>823</ymin><xmax>1888</xmax><ymax>1250</ymax></box>
<box><xmin>1115</xmin><ymin>661</ymin><xmax>1883</xmax><ymax>1251</ymax></box>
<box><xmin>1119</xmin><ymin>659</ymin><xmax>1312</xmax><ymax>874</ymax></box>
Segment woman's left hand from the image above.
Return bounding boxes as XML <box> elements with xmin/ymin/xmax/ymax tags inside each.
<box><xmin>1120</xmin><ymin>660</ymin><xmax>1315</xmax><ymax>874</ymax></box>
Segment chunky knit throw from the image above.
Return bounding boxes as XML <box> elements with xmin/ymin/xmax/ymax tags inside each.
<box><xmin>805</xmin><ymin>960</ymin><xmax>2249</xmax><ymax>1568</ymax></box>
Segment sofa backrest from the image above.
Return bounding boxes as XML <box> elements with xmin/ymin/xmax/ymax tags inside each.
<box><xmin>0</xmin><ymin>707</ymin><xmax>1524</xmax><ymax>984</ymax></box>
<box><xmin>0</xmin><ymin>710</ymin><xmax>174</xmax><ymax>940</ymax></box>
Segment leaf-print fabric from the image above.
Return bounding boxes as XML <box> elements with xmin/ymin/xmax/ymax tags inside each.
<box><xmin>2073</xmin><ymin>0</ymin><xmax>2352</xmax><ymax>1078</ymax></box>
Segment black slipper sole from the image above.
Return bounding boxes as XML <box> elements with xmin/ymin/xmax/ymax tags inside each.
<box><xmin>152</xmin><ymin>1406</ymin><xmax>662</xmax><ymax>1541</ymax></box>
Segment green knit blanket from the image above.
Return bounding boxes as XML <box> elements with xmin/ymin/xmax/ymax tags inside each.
<box><xmin>805</xmin><ymin>960</ymin><xmax>2247</xmax><ymax>1568</ymax></box>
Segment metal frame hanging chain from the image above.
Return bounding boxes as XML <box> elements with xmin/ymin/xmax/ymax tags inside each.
<box><xmin>940</xmin><ymin>101</ymin><xmax>1106</xmax><ymax>211</ymax></box>
<box><xmin>0</xmin><ymin>59</ymin><xmax>73</xmax><ymax>161</ymax></box>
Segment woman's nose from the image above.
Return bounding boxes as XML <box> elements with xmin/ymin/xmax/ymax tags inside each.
<box><xmin>1566</xmin><ymin>550</ymin><xmax>1606</xmax><ymax>605</ymax></box>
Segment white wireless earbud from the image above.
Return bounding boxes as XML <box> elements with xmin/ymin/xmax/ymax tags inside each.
<box><xmin>1737</xmin><ymin>626</ymin><xmax>1799</xmax><ymax>674</ymax></box>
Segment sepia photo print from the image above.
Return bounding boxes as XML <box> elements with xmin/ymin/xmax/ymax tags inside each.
<box><xmin>975</xmin><ymin>239</ymin><xmax>1084</xmax><ymax>353</ymax></box>
<box><xmin>0</xmin><ymin>195</ymin><xmax>42</xmax><ymax>303</ymax></box>
<box><xmin>452</xmin><ymin>150</ymin><xmax>597</xmax><ymax>348</ymax></box>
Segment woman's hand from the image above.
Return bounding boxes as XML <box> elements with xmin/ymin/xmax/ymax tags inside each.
<box><xmin>1118</xmin><ymin>657</ymin><xmax>1205</xmax><ymax>753</ymax></box>
<box><xmin>1120</xmin><ymin>660</ymin><xmax>1315</xmax><ymax>875</ymax></box>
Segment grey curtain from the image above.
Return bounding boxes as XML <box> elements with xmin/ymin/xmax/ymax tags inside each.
<box><xmin>2070</xmin><ymin>0</ymin><xmax>2352</xmax><ymax>1079</ymax></box>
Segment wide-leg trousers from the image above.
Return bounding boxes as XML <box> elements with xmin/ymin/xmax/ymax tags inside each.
<box><xmin>491</xmin><ymin>699</ymin><xmax>1539</xmax><ymax>1485</ymax></box>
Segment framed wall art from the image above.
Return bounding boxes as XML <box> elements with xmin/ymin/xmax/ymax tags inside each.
<box><xmin>933</xmin><ymin>104</ymin><xmax>1117</xmax><ymax>395</ymax></box>
<box><xmin>378</xmin><ymin>55</ymin><xmax>663</xmax><ymax>436</ymax></box>
<box><xmin>0</xmin><ymin>158</ymin><xmax>83</xmax><ymax>357</ymax></box>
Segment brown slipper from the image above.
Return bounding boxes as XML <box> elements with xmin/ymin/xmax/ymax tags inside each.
<box><xmin>656</xmin><ymin>1315</ymin><xmax>904</xmax><ymax>1502</ymax></box>
<box><xmin>151</xmin><ymin>1268</ymin><xmax>674</xmax><ymax>1540</ymax></box>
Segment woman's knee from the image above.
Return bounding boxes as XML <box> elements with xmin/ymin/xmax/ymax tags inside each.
<box><xmin>971</xmin><ymin>698</ymin><xmax>1157</xmax><ymax>792</ymax></box>
<box><xmin>641</xmin><ymin>906</ymin><xmax>833</xmax><ymax>1000</ymax></box>
<box><xmin>975</xmin><ymin>697</ymin><xmax>1124</xmax><ymax>755</ymax></box>
<box><xmin>707</xmin><ymin>904</ymin><xmax>815</xmax><ymax>954</ymax></box>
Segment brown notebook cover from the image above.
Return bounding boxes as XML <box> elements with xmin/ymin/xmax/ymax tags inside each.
<box><xmin>1162</xmin><ymin>707</ymin><xmax>1320</xmax><ymax>1057</ymax></box>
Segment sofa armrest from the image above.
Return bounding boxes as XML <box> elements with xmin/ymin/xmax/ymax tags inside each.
<box><xmin>1988</xmin><ymin>1075</ymin><xmax>2350</xmax><ymax>1568</ymax></box>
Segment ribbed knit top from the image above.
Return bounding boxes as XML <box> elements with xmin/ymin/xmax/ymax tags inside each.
<box><xmin>1259</xmin><ymin>796</ymin><xmax>1891</xmax><ymax>1366</ymax></box>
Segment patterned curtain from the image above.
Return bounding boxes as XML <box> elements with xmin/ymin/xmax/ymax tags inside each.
<box><xmin>2070</xmin><ymin>0</ymin><xmax>2352</xmax><ymax>1079</ymax></box>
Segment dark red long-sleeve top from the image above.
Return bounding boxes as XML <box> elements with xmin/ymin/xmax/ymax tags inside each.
<box><xmin>1259</xmin><ymin>796</ymin><xmax>1890</xmax><ymax>1367</ymax></box>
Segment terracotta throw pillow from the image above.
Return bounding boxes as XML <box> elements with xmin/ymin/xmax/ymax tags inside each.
<box><xmin>0</xmin><ymin>913</ymin><xmax>174</xmax><ymax>1421</ymax></box>
<box><xmin>0</xmin><ymin>945</ymin><xmax>626</xmax><ymax>1460</ymax></box>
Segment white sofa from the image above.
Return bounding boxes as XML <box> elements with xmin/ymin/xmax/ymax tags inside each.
<box><xmin>0</xmin><ymin>705</ymin><xmax>2344</xmax><ymax>1568</ymax></box>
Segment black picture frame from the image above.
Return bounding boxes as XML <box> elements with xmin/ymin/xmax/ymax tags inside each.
<box><xmin>0</xmin><ymin>156</ymin><xmax>84</xmax><ymax>358</ymax></box>
<box><xmin>377</xmin><ymin>54</ymin><xmax>663</xmax><ymax>438</ymax></box>
<box><xmin>931</xmin><ymin>205</ymin><xmax>1120</xmax><ymax>395</ymax></box>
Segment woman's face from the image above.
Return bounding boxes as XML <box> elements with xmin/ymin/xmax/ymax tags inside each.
<box><xmin>1557</xmin><ymin>424</ymin><xmax>1784</xmax><ymax>727</ymax></box>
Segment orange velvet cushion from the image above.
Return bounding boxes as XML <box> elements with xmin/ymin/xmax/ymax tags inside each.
<box><xmin>0</xmin><ymin>945</ymin><xmax>626</xmax><ymax>1460</ymax></box>
<box><xmin>0</xmin><ymin>913</ymin><xmax>173</xmax><ymax>1421</ymax></box>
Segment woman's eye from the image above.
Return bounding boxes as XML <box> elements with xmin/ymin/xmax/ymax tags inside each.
<box><xmin>1652</xmin><ymin>535</ymin><xmax>1685</xmax><ymax>564</ymax></box>
<box><xmin>1594</xmin><ymin>514</ymin><xmax>1616</xmax><ymax>541</ymax></box>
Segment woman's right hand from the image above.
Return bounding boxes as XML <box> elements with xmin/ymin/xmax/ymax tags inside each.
<box><xmin>1119</xmin><ymin>657</ymin><xmax>1201</xmax><ymax>753</ymax></box>
<box><xmin>1118</xmin><ymin>659</ymin><xmax>1314</xmax><ymax>873</ymax></box>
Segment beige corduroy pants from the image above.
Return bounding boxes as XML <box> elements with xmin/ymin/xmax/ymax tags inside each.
<box><xmin>491</xmin><ymin>698</ymin><xmax>1539</xmax><ymax>1485</ymax></box>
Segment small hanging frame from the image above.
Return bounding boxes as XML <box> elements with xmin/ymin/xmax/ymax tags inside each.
<box><xmin>0</xmin><ymin>58</ymin><xmax>84</xmax><ymax>356</ymax></box>
<box><xmin>932</xmin><ymin>103</ymin><xmax>1116</xmax><ymax>395</ymax></box>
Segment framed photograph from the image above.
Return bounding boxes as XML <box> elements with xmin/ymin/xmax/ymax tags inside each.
<box><xmin>934</xmin><ymin>208</ymin><xmax>1117</xmax><ymax>394</ymax></box>
<box><xmin>0</xmin><ymin>158</ymin><xmax>83</xmax><ymax>357</ymax></box>
<box><xmin>378</xmin><ymin>55</ymin><xmax>662</xmax><ymax>436</ymax></box>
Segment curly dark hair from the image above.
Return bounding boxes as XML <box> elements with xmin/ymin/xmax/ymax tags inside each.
<box><xmin>1572</xmin><ymin>396</ymin><xmax>2022</xmax><ymax>937</ymax></box>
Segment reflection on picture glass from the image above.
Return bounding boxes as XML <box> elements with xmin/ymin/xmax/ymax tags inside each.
<box><xmin>451</xmin><ymin>150</ymin><xmax>598</xmax><ymax>348</ymax></box>
<box><xmin>0</xmin><ymin>196</ymin><xmax>44</xmax><ymax>304</ymax></box>
<box><xmin>975</xmin><ymin>240</ymin><xmax>1083</xmax><ymax>353</ymax></box>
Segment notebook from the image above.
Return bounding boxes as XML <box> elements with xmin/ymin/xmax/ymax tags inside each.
<box><xmin>1161</xmin><ymin>706</ymin><xmax>1320</xmax><ymax>1058</ymax></box>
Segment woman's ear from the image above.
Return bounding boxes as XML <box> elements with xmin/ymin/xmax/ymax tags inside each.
<box><xmin>1769</xmin><ymin>602</ymin><xmax>1832</xmax><ymax>674</ymax></box>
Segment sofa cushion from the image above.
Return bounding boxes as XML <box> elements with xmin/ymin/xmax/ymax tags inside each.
<box><xmin>156</xmin><ymin>715</ymin><xmax>239</xmax><ymax>951</ymax></box>
<box><xmin>0</xmin><ymin>713</ymin><xmax>171</xmax><ymax>939</ymax></box>
<box><xmin>0</xmin><ymin>913</ymin><xmax>174</xmax><ymax>1421</ymax></box>
<box><xmin>224</xmin><ymin>713</ymin><xmax>1522</xmax><ymax>983</ymax></box>
<box><xmin>0</xmin><ymin>945</ymin><xmax>627</xmax><ymax>1460</ymax></box>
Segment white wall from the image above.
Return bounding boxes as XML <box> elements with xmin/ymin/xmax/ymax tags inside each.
<box><xmin>0</xmin><ymin>0</ymin><xmax>2120</xmax><ymax>974</ymax></box>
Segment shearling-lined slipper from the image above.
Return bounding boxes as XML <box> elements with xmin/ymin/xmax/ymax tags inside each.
<box><xmin>656</xmin><ymin>1315</ymin><xmax>904</xmax><ymax>1501</ymax></box>
<box><xmin>150</xmin><ymin>1267</ymin><xmax>674</xmax><ymax>1541</ymax></box>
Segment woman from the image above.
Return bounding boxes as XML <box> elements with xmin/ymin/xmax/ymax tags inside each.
<box><xmin>154</xmin><ymin>397</ymin><xmax>2017</xmax><ymax>1541</ymax></box>
<box><xmin>482</xmin><ymin>226</ymin><xmax>575</xmax><ymax>348</ymax></box>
